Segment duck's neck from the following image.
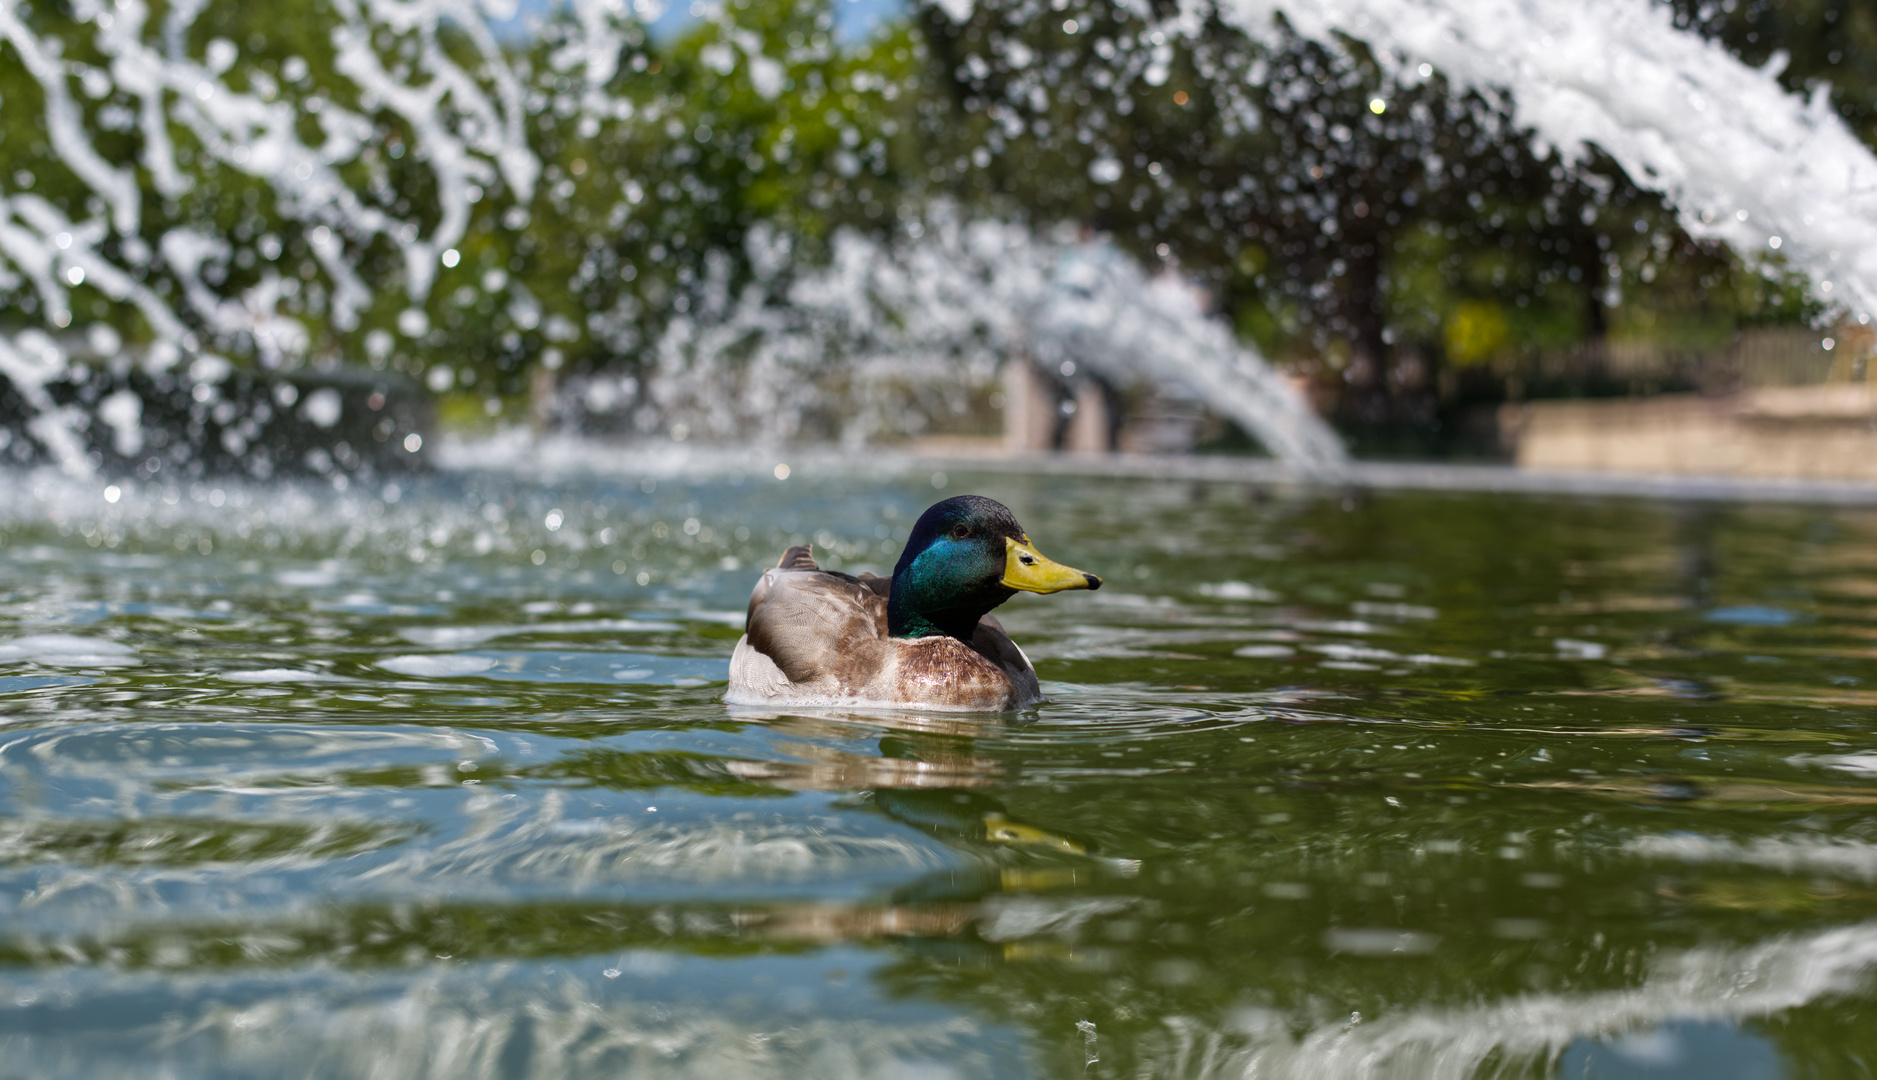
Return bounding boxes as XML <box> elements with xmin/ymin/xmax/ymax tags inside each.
<box><xmin>887</xmin><ymin>567</ymin><xmax>1009</xmax><ymax>640</ymax></box>
<box><xmin>887</xmin><ymin>596</ymin><xmax>988</xmax><ymax>640</ymax></box>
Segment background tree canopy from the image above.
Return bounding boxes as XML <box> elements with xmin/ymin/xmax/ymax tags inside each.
<box><xmin>0</xmin><ymin>0</ymin><xmax>1864</xmax><ymax>449</ymax></box>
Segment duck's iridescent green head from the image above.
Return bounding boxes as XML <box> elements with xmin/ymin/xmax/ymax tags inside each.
<box><xmin>887</xmin><ymin>495</ymin><xmax>1101</xmax><ymax>640</ymax></box>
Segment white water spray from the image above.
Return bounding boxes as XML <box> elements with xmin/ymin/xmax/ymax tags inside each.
<box><xmin>5</xmin><ymin>0</ymin><xmax>1876</xmax><ymax>480</ymax></box>
<box><xmin>781</xmin><ymin>215</ymin><xmax>1349</xmax><ymax>470</ymax></box>
<box><xmin>1137</xmin><ymin>0</ymin><xmax>1877</xmax><ymax>318</ymax></box>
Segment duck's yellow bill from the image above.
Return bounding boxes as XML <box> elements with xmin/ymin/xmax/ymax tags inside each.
<box><xmin>1001</xmin><ymin>537</ymin><xmax>1102</xmax><ymax>594</ymax></box>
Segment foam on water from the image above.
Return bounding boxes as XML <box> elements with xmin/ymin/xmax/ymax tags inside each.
<box><xmin>379</xmin><ymin>649</ymin><xmax>725</xmax><ymax>683</ymax></box>
<box><xmin>0</xmin><ymin>634</ymin><xmax>139</xmax><ymax>667</ymax></box>
<box><xmin>216</xmin><ymin>667</ymin><xmax>340</xmax><ymax>683</ymax></box>
<box><xmin>1212</xmin><ymin>920</ymin><xmax>1877</xmax><ymax>1079</ymax></box>
<box><xmin>377</xmin><ymin>653</ymin><xmax>502</xmax><ymax>678</ymax></box>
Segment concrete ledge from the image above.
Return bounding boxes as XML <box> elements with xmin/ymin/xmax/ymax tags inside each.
<box><xmin>1505</xmin><ymin>386</ymin><xmax>1877</xmax><ymax>481</ymax></box>
<box><xmin>903</xmin><ymin>450</ymin><xmax>1877</xmax><ymax>506</ymax></box>
<box><xmin>438</xmin><ymin>431</ymin><xmax>1877</xmax><ymax>507</ymax></box>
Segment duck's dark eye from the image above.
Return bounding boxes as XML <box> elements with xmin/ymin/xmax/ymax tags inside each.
<box><xmin>950</xmin><ymin>524</ymin><xmax>970</xmax><ymax>540</ymax></box>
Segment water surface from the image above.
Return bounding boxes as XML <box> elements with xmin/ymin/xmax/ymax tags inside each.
<box><xmin>3</xmin><ymin>460</ymin><xmax>1876</xmax><ymax>1078</ymax></box>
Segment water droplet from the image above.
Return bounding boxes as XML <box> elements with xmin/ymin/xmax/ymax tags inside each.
<box><xmin>396</xmin><ymin>309</ymin><xmax>429</xmax><ymax>337</ymax></box>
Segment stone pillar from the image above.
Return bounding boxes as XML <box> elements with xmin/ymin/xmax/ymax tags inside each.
<box><xmin>530</xmin><ymin>365</ymin><xmax>558</xmax><ymax>433</ymax></box>
<box><xmin>1841</xmin><ymin>322</ymin><xmax>1877</xmax><ymax>383</ymax></box>
<box><xmin>1002</xmin><ymin>360</ymin><xmax>1061</xmax><ymax>454</ymax></box>
<box><xmin>1063</xmin><ymin>379</ymin><xmax>1114</xmax><ymax>453</ymax></box>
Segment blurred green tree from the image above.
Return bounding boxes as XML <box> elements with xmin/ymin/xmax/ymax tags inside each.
<box><xmin>907</xmin><ymin>0</ymin><xmax>1829</xmax><ymax>448</ymax></box>
<box><xmin>0</xmin><ymin>0</ymin><xmax>1853</xmax><ymax>450</ymax></box>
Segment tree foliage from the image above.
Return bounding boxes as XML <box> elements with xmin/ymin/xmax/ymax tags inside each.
<box><xmin>0</xmin><ymin>0</ymin><xmax>1853</xmax><ymax>446</ymax></box>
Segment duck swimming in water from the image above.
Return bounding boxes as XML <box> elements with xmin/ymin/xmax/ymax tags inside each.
<box><xmin>724</xmin><ymin>495</ymin><xmax>1101</xmax><ymax>711</ymax></box>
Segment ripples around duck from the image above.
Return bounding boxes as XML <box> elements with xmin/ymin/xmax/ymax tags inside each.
<box><xmin>4</xmin><ymin>459</ymin><xmax>1877</xmax><ymax>1078</ymax></box>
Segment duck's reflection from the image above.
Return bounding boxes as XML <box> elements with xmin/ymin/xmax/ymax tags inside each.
<box><xmin>722</xmin><ymin>706</ymin><xmax>1011</xmax><ymax>791</ymax></box>
<box><xmin>723</xmin><ymin>706</ymin><xmax>1105</xmax><ymax>862</ymax></box>
<box><xmin>725</xmin><ymin>704</ymin><xmax>1027</xmax><ymax>738</ymax></box>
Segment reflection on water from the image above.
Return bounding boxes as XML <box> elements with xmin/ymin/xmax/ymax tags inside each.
<box><xmin>5</xmin><ymin>459</ymin><xmax>1877</xmax><ymax>1077</ymax></box>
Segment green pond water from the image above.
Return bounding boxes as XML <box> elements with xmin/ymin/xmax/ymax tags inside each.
<box><xmin>3</xmin><ymin>459</ymin><xmax>1877</xmax><ymax>1079</ymax></box>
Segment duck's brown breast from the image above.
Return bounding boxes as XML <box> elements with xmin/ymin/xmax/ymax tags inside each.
<box><xmin>883</xmin><ymin>636</ymin><xmax>1026</xmax><ymax>711</ymax></box>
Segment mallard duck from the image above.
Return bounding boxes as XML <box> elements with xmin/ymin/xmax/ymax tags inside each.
<box><xmin>724</xmin><ymin>495</ymin><xmax>1101</xmax><ymax>712</ymax></box>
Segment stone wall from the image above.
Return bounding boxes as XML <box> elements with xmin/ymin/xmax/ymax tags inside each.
<box><xmin>1505</xmin><ymin>384</ymin><xmax>1877</xmax><ymax>480</ymax></box>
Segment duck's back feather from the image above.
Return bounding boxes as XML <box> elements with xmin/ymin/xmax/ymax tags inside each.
<box><xmin>743</xmin><ymin>566</ymin><xmax>888</xmax><ymax>686</ymax></box>
<box><xmin>774</xmin><ymin>544</ymin><xmax>821</xmax><ymax>572</ymax></box>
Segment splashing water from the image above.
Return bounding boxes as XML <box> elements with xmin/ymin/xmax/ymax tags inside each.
<box><xmin>0</xmin><ymin>0</ymin><xmax>614</xmax><ymax>475</ymax></box>
<box><xmin>1117</xmin><ymin>0</ymin><xmax>1877</xmax><ymax>316</ymax></box>
<box><xmin>4</xmin><ymin>0</ymin><xmax>1876</xmax><ymax>480</ymax></box>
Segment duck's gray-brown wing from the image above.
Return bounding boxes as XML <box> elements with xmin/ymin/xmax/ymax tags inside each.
<box><xmin>745</xmin><ymin>545</ymin><xmax>863</xmax><ymax>625</ymax></box>
<box><xmin>744</xmin><ymin>566</ymin><xmax>890</xmax><ymax>686</ymax></box>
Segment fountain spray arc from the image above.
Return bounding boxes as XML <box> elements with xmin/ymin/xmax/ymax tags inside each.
<box><xmin>775</xmin><ymin>216</ymin><xmax>1349</xmax><ymax>471</ymax></box>
<box><xmin>1100</xmin><ymin>0</ymin><xmax>1877</xmax><ymax>320</ymax></box>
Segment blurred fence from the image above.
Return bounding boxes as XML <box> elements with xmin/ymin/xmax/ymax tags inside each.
<box><xmin>1503</xmin><ymin>324</ymin><xmax>1877</xmax><ymax>480</ymax></box>
<box><xmin>1517</xmin><ymin>325</ymin><xmax>1871</xmax><ymax>398</ymax></box>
